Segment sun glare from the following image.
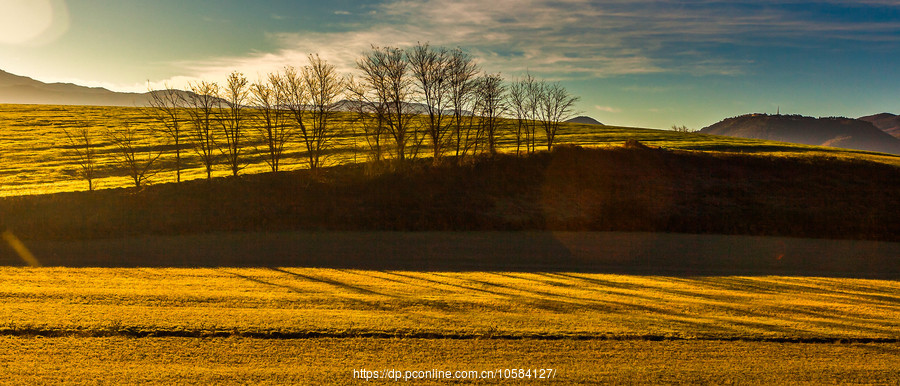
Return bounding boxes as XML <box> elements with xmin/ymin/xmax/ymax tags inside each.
<box><xmin>0</xmin><ymin>0</ymin><xmax>64</xmax><ymax>45</ymax></box>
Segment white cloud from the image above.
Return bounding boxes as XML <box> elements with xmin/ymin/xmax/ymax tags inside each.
<box><xmin>153</xmin><ymin>0</ymin><xmax>663</xmax><ymax>88</ymax></box>
<box><xmin>595</xmin><ymin>105</ymin><xmax>621</xmax><ymax>113</ymax></box>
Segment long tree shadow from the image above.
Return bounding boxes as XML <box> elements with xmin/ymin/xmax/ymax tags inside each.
<box><xmin>339</xmin><ymin>270</ymin><xmax>447</xmax><ymax>293</ymax></box>
<box><xmin>269</xmin><ymin>267</ymin><xmax>393</xmax><ymax>297</ymax></box>
<box><xmin>219</xmin><ymin>269</ymin><xmax>308</xmax><ymax>294</ymax></box>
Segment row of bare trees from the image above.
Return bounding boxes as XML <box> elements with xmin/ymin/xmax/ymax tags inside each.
<box><xmin>62</xmin><ymin>123</ymin><xmax>162</xmax><ymax>191</ymax></box>
<box><xmin>146</xmin><ymin>53</ymin><xmax>347</xmax><ymax>184</ymax></box>
<box><xmin>63</xmin><ymin>44</ymin><xmax>580</xmax><ymax>190</ymax></box>
<box><xmin>350</xmin><ymin>43</ymin><xmax>580</xmax><ymax>164</ymax></box>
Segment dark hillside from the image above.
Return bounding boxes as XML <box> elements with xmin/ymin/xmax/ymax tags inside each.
<box><xmin>859</xmin><ymin>113</ymin><xmax>900</xmax><ymax>139</ymax></box>
<box><xmin>565</xmin><ymin>116</ymin><xmax>603</xmax><ymax>125</ymax></box>
<box><xmin>2</xmin><ymin>145</ymin><xmax>898</xmax><ymax>242</ymax></box>
<box><xmin>700</xmin><ymin>114</ymin><xmax>900</xmax><ymax>155</ymax></box>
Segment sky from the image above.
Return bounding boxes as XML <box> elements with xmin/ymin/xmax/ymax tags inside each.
<box><xmin>1</xmin><ymin>0</ymin><xmax>899</xmax><ymax>129</ymax></box>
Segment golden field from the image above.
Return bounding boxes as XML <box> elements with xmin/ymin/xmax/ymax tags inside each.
<box><xmin>1</xmin><ymin>103</ymin><xmax>898</xmax><ymax>196</ymax></box>
<box><xmin>2</xmin><ymin>337</ymin><xmax>898</xmax><ymax>384</ymax></box>
<box><xmin>0</xmin><ymin>267</ymin><xmax>898</xmax><ymax>383</ymax></box>
<box><xmin>1</xmin><ymin>268</ymin><xmax>897</xmax><ymax>340</ymax></box>
<box><xmin>2</xmin><ymin>103</ymin><xmax>899</xmax><ymax>383</ymax></box>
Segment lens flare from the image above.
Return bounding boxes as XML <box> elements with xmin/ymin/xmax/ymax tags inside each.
<box><xmin>2</xmin><ymin>230</ymin><xmax>40</xmax><ymax>267</ymax></box>
<box><xmin>0</xmin><ymin>0</ymin><xmax>68</xmax><ymax>45</ymax></box>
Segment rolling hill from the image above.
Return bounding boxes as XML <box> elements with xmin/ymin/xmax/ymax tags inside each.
<box><xmin>2</xmin><ymin>145</ymin><xmax>897</xmax><ymax>242</ymax></box>
<box><xmin>0</xmin><ymin>69</ymin><xmax>154</xmax><ymax>106</ymax></box>
<box><xmin>565</xmin><ymin>116</ymin><xmax>603</xmax><ymax>125</ymax></box>
<box><xmin>859</xmin><ymin>113</ymin><xmax>900</xmax><ymax>139</ymax></box>
<box><xmin>700</xmin><ymin>113</ymin><xmax>900</xmax><ymax>155</ymax></box>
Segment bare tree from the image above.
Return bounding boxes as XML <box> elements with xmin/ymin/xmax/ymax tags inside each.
<box><xmin>302</xmin><ymin>54</ymin><xmax>346</xmax><ymax>171</ymax></box>
<box><xmin>537</xmin><ymin>82</ymin><xmax>579</xmax><ymax>151</ymax></box>
<box><xmin>447</xmin><ymin>48</ymin><xmax>479</xmax><ymax>160</ymax></box>
<box><xmin>507</xmin><ymin>77</ymin><xmax>529</xmax><ymax>155</ymax></box>
<box><xmin>473</xmin><ymin>73</ymin><xmax>508</xmax><ymax>155</ymax></box>
<box><xmin>356</xmin><ymin>45</ymin><xmax>416</xmax><ymax>162</ymax></box>
<box><xmin>104</xmin><ymin>124</ymin><xmax>163</xmax><ymax>188</ymax></box>
<box><xmin>251</xmin><ymin>72</ymin><xmax>291</xmax><ymax>172</ymax></box>
<box><xmin>146</xmin><ymin>84</ymin><xmax>186</xmax><ymax>182</ymax></box>
<box><xmin>185</xmin><ymin>81</ymin><xmax>221</xmax><ymax>180</ymax></box>
<box><xmin>408</xmin><ymin>42</ymin><xmax>453</xmax><ymax>162</ymax></box>
<box><xmin>671</xmin><ymin>124</ymin><xmax>695</xmax><ymax>133</ymax></box>
<box><xmin>220</xmin><ymin>71</ymin><xmax>249</xmax><ymax>176</ymax></box>
<box><xmin>523</xmin><ymin>74</ymin><xmax>543</xmax><ymax>153</ymax></box>
<box><xmin>347</xmin><ymin>77</ymin><xmax>390</xmax><ymax>165</ymax></box>
<box><xmin>61</xmin><ymin>125</ymin><xmax>97</xmax><ymax>191</ymax></box>
<box><xmin>281</xmin><ymin>65</ymin><xmax>311</xmax><ymax>166</ymax></box>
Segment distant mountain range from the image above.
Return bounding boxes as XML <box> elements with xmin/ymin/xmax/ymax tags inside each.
<box><xmin>3</xmin><ymin>69</ymin><xmax>898</xmax><ymax>153</ymax></box>
<box><xmin>700</xmin><ymin>113</ymin><xmax>900</xmax><ymax>155</ymax></box>
<box><xmin>0</xmin><ymin>69</ymin><xmax>156</xmax><ymax>106</ymax></box>
<box><xmin>858</xmin><ymin>113</ymin><xmax>900</xmax><ymax>139</ymax></box>
<box><xmin>0</xmin><ymin>69</ymin><xmax>466</xmax><ymax>114</ymax></box>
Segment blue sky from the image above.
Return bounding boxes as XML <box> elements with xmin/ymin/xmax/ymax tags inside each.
<box><xmin>1</xmin><ymin>0</ymin><xmax>899</xmax><ymax>129</ymax></box>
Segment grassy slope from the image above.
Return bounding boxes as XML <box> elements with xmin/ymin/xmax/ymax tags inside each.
<box><xmin>2</xmin><ymin>145</ymin><xmax>898</xmax><ymax>242</ymax></box>
<box><xmin>1</xmin><ymin>103</ymin><xmax>899</xmax><ymax>196</ymax></box>
<box><xmin>2</xmin><ymin>104</ymin><xmax>898</xmax><ymax>242</ymax></box>
<box><xmin>3</xmin><ymin>105</ymin><xmax>900</xmax><ymax>384</ymax></box>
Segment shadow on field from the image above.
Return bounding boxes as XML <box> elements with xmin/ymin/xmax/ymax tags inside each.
<box><xmin>1</xmin><ymin>231</ymin><xmax>897</xmax><ymax>278</ymax></box>
<box><xmin>269</xmin><ymin>267</ymin><xmax>391</xmax><ymax>296</ymax></box>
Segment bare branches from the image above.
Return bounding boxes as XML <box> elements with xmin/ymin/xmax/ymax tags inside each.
<box><xmin>447</xmin><ymin>48</ymin><xmax>479</xmax><ymax>160</ymax></box>
<box><xmin>537</xmin><ymin>82</ymin><xmax>580</xmax><ymax>151</ymax></box>
<box><xmin>357</xmin><ymin>45</ymin><xmax>415</xmax><ymax>162</ymax></box>
<box><xmin>146</xmin><ymin>83</ymin><xmax>186</xmax><ymax>182</ymax></box>
<box><xmin>302</xmin><ymin>54</ymin><xmax>346</xmax><ymax>171</ymax></box>
<box><xmin>104</xmin><ymin>124</ymin><xmax>164</xmax><ymax>188</ymax></box>
<box><xmin>251</xmin><ymin>72</ymin><xmax>291</xmax><ymax>172</ymax></box>
<box><xmin>409</xmin><ymin>42</ymin><xmax>453</xmax><ymax>161</ymax></box>
<box><xmin>347</xmin><ymin>76</ymin><xmax>390</xmax><ymax>165</ymax></box>
<box><xmin>507</xmin><ymin>76</ymin><xmax>529</xmax><ymax>155</ymax></box>
<box><xmin>61</xmin><ymin>125</ymin><xmax>97</xmax><ymax>191</ymax></box>
<box><xmin>185</xmin><ymin>81</ymin><xmax>221</xmax><ymax>180</ymax></box>
<box><xmin>281</xmin><ymin>65</ymin><xmax>311</xmax><ymax>169</ymax></box>
<box><xmin>524</xmin><ymin>74</ymin><xmax>542</xmax><ymax>153</ymax></box>
<box><xmin>671</xmin><ymin>125</ymin><xmax>695</xmax><ymax>133</ymax></box>
<box><xmin>220</xmin><ymin>71</ymin><xmax>250</xmax><ymax>176</ymax></box>
<box><xmin>473</xmin><ymin>73</ymin><xmax>508</xmax><ymax>155</ymax></box>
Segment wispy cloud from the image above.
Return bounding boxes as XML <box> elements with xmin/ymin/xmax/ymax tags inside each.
<box><xmin>152</xmin><ymin>0</ymin><xmax>900</xmax><ymax>89</ymax></box>
<box><xmin>200</xmin><ymin>15</ymin><xmax>231</xmax><ymax>24</ymax></box>
<box><xmin>621</xmin><ymin>85</ymin><xmax>670</xmax><ymax>93</ymax></box>
<box><xmin>595</xmin><ymin>105</ymin><xmax>622</xmax><ymax>113</ymax></box>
